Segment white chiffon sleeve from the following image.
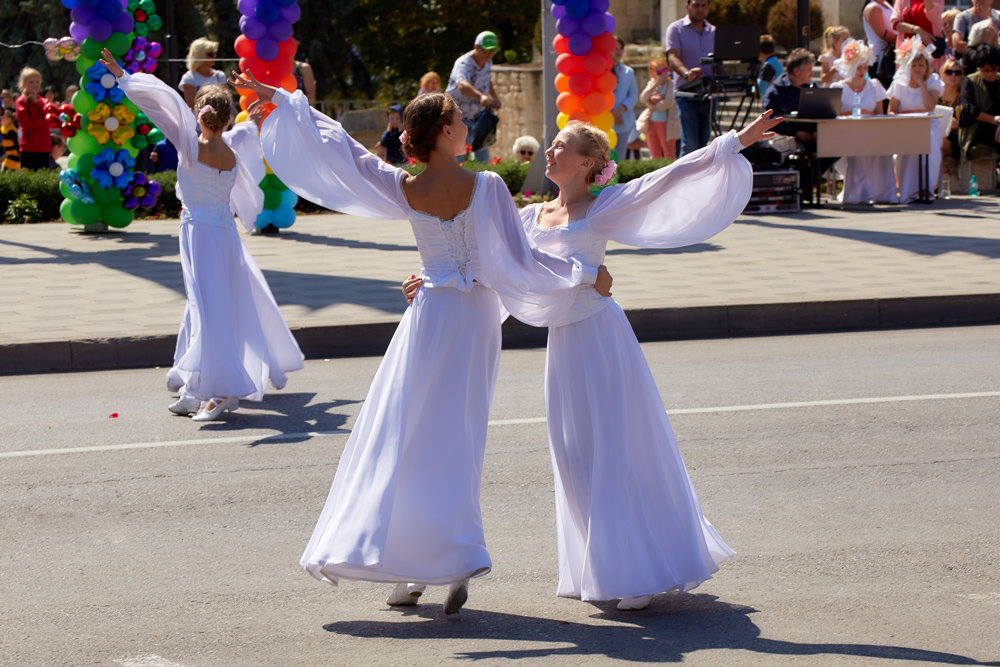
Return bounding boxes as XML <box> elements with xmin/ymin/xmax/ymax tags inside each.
<box><xmin>586</xmin><ymin>130</ymin><xmax>752</xmax><ymax>248</ymax></box>
<box><xmin>260</xmin><ymin>88</ymin><xmax>407</xmax><ymax>219</ymax></box>
<box><xmin>222</xmin><ymin>121</ymin><xmax>266</xmax><ymax>232</ymax></box>
<box><xmin>115</xmin><ymin>72</ymin><xmax>198</xmax><ymax>170</ymax></box>
<box><xmin>474</xmin><ymin>173</ymin><xmax>598</xmax><ymax>327</ymax></box>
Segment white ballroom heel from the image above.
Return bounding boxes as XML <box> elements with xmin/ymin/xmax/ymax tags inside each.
<box><xmin>617</xmin><ymin>594</ymin><xmax>653</xmax><ymax>610</ymax></box>
<box><xmin>168</xmin><ymin>397</ymin><xmax>202</xmax><ymax>416</ymax></box>
<box><xmin>386</xmin><ymin>583</ymin><xmax>426</xmax><ymax>606</ymax></box>
<box><xmin>192</xmin><ymin>396</ymin><xmax>239</xmax><ymax>421</ymax></box>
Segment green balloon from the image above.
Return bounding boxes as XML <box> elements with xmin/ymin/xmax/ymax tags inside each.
<box><xmin>106</xmin><ymin>33</ymin><xmax>130</xmax><ymax>57</ymax></box>
<box><xmin>60</xmin><ymin>197</ymin><xmax>78</xmax><ymax>225</ymax></box>
<box><xmin>76</xmin><ymin>154</ymin><xmax>94</xmax><ymax>178</ymax></box>
<box><xmin>134</xmin><ymin>23</ymin><xmax>149</xmax><ymax>38</ymax></box>
<box><xmin>76</xmin><ymin>57</ymin><xmax>96</xmax><ymax>77</ymax></box>
<box><xmin>147</xmin><ymin>15</ymin><xmax>163</xmax><ymax>31</ymax></box>
<box><xmin>91</xmin><ymin>184</ymin><xmax>121</xmax><ymax>206</ymax></box>
<box><xmin>66</xmin><ymin>198</ymin><xmax>101</xmax><ymax>225</ymax></box>
<box><xmin>263</xmin><ymin>187</ymin><xmax>282</xmax><ymax>209</ymax></box>
<box><xmin>67</xmin><ymin>153</ymin><xmax>79</xmax><ymax>169</ymax></box>
<box><xmin>59</xmin><ymin>182</ymin><xmax>72</xmax><ymax>200</ymax></box>
<box><xmin>80</xmin><ymin>38</ymin><xmax>102</xmax><ymax>61</ymax></box>
<box><xmin>132</xmin><ymin>135</ymin><xmax>149</xmax><ymax>150</ymax></box>
<box><xmin>139</xmin><ymin>0</ymin><xmax>155</xmax><ymax>12</ymax></box>
<box><xmin>68</xmin><ymin>131</ymin><xmax>98</xmax><ymax>156</ymax></box>
<box><xmin>122</xmin><ymin>143</ymin><xmax>139</xmax><ymax>158</ymax></box>
<box><xmin>123</xmin><ymin>99</ymin><xmax>140</xmax><ymax>116</ymax></box>
<box><xmin>103</xmin><ymin>204</ymin><xmax>134</xmax><ymax>229</ymax></box>
<box><xmin>146</xmin><ymin>128</ymin><xmax>164</xmax><ymax>144</ymax></box>
<box><xmin>72</xmin><ymin>88</ymin><xmax>97</xmax><ymax>115</ymax></box>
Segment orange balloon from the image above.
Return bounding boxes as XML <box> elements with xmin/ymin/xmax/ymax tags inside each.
<box><xmin>603</xmin><ymin>93</ymin><xmax>615</xmax><ymax>111</ymax></box>
<box><xmin>556</xmin><ymin>53</ymin><xmax>583</xmax><ymax>76</ymax></box>
<box><xmin>280</xmin><ymin>74</ymin><xmax>297</xmax><ymax>92</ymax></box>
<box><xmin>581</xmin><ymin>52</ymin><xmax>612</xmax><ymax>77</ymax></box>
<box><xmin>594</xmin><ymin>71</ymin><xmax>617</xmax><ymax>94</ymax></box>
<box><xmin>569</xmin><ymin>110</ymin><xmax>591</xmax><ymax>123</ymax></box>
<box><xmin>557</xmin><ymin>91</ymin><xmax>582</xmax><ymax>115</ymax></box>
<box><xmin>239</xmin><ymin>91</ymin><xmax>258</xmax><ymax>111</ymax></box>
<box><xmin>553</xmin><ymin>34</ymin><xmax>570</xmax><ymax>55</ymax></box>
<box><xmin>581</xmin><ymin>91</ymin><xmax>607</xmax><ymax>115</ymax></box>
<box><xmin>568</xmin><ymin>72</ymin><xmax>594</xmax><ymax>96</ymax></box>
<box><xmin>555</xmin><ymin>73</ymin><xmax>571</xmax><ymax>93</ymax></box>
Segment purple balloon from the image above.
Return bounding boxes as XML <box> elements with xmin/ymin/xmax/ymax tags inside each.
<box><xmin>551</xmin><ymin>3</ymin><xmax>567</xmax><ymax>20</ymax></box>
<box><xmin>268</xmin><ymin>18</ymin><xmax>293</xmax><ymax>42</ymax></box>
<box><xmin>568</xmin><ymin>33</ymin><xmax>592</xmax><ymax>56</ymax></box>
<box><xmin>581</xmin><ymin>11</ymin><xmax>606</xmax><ymax>36</ymax></box>
<box><xmin>603</xmin><ymin>13</ymin><xmax>616</xmax><ymax>34</ymax></box>
<box><xmin>255</xmin><ymin>37</ymin><xmax>279</xmax><ymax>61</ymax></box>
<box><xmin>279</xmin><ymin>3</ymin><xmax>300</xmax><ymax>23</ymax></box>
<box><xmin>71</xmin><ymin>6</ymin><xmax>96</xmax><ymax>23</ymax></box>
<box><xmin>551</xmin><ymin>0</ymin><xmax>567</xmax><ymax>4</ymax></box>
<box><xmin>589</xmin><ymin>0</ymin><xmax>609</xmax><ymax>11</ymax></box>
<box><xmin>255</xmin><ymin>0</ymin><xmax>279</xmax><ymax>23</ymax></box>
<box><xmin>556</xmin><ymin>17</ymin><xmax>580</xmax><ymax>37</ymax></box>
<box><xmin>69</xmin><ymin>22</ymin><xmax>88</xmax><ymax>44</ymax></box>
<box><xmin>237</xmin><ymin>0</ymin><xmax>256</xmax><ymax>15</ymax></box>
<box><xmin>89</xmin><ymin>18</ymin><xmax>112</xmax><ymax>42</ymax></box>
<box><xmin>240</xmin><ymin>15</ymin><xmax>268</xmax><ymax>40</ymax></box>
<box><xmin>113</xmin><ymin>12</ymin><xmax>134</xmax><ymax>35</ymax></box>
<box><xmin>97</xmin><ymin>0</ymin><xmax>120</xmax><ymax>20</ymax></box>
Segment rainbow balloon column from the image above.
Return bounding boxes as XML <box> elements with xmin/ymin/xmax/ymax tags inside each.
<box><xmin>551</xmin><ymin>0</ymin><xmax>618</xmax><ymax>149</ymax></box>
<box><xmin>59</xmin><ymin>0</ymin><xmax>163</xmax><ymax>229</ymax></box>
<box><xmin>234</xmin><ymin>0</ymin><xmax>300</xmax><ymax>231</ymax></box>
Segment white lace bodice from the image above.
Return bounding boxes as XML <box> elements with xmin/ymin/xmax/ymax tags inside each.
<box><xmin>406</xmin><ymin>177</ymin><xmax>483</xmax><ymax>290</ymax></box>
<box><xmin>177</xmin><ymin>161</ymin><xmax>240</xmax><ymax>228</ymax></box>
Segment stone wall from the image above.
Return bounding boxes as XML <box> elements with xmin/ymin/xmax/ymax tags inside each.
<box><xmin>490</xmin><ymin>64</ymin><xmax>546</xmax><ymax>162</ymax></box>
<box><xmin>611</xmin><ymin>0</ymin><xmax>662</xmax><ymax>42</ymax></box>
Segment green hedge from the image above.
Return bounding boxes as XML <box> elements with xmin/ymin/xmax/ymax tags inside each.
<box><xmin>2</xmin><ymin>156</ymin><xmax>676</xmax><ymax>223</ymax></box>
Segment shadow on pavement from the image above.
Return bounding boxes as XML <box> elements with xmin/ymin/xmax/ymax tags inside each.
<box><xmin>192</xmin><ymin>393</ymin><xmax>360</xmax><ymax>444</ymax></box>
<box><xmin>740</xmin><ymin>219</ymin><xmax>1000</xmax><ymax>259</ymax></box>
<box><xmin>323</xmin><ymin>593</ymin><xmax>997</xmax><ymax>664</ymax></box>
<box><xmin>263</xmin><ymin>229</ymin><xmax>418</xmax><ymax>253</ymax></box>
<box><xmin>606</xmin><ymin>243</ymin><xmax>722</xmax><ymax>256</ymax></box>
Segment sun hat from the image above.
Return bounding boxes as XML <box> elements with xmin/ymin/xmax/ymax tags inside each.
<box><xmin>475</xmin><ymin>31</ymin><xmax>499</xmax><ymax>52</ymax></box>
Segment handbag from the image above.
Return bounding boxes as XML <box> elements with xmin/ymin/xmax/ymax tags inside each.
<box><xmin>636</xmin><ymin>107</ymin><xmax>651</xmax><ymax>134</ymax></box>
<box><xmin>468</xmin><ymin>108</ymin><xmax>499</xmax><ymax>152</ymax></box>
<box><xmin>871</xmin><ymin>45</ymin><xmax>896</xmax><ymax>87</ymax></box>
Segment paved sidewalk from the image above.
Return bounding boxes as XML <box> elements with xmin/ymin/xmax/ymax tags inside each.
<box><xmin>1</xmin><ymin>197</ymin><xmax>998</xmax><ymax>373</ymax></box>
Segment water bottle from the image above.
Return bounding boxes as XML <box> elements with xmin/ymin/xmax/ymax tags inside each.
<box><xmin>969</xmin><ymin>173</ymin><xmax>979</xmax><ymax>197</ymax></box>
<box><xmin>852</xmin><ymin>91</ymin><xmax>862</xmax><ymax>118</ymax></box>
<box><xmin>940</xmin><ymin>171</ymin><xmax>951</xmax><ymax>199</ymax></box>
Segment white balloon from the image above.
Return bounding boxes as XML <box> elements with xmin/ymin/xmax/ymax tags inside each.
<box><xmin>108</xmin><ymin>162</ymin><xmax>124</xmax><ymax>177</ymax></box>
<box><xmin>101</xmin><ymin>73</ymin><xmax>116</xmax><ymax>89</ymax></box>
<box><xmin>104</xmin><ymin>117</ymin><xmax>119</xmax><ymax>131</ymax></box>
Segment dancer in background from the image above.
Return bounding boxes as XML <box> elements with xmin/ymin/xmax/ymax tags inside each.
<box><xmin>231</xmin><ymin>70</ymin><xmax>611</xmax><ymax>613</ymax></box>
<box><xmin>99</xmin><ymin>49</ymin><xmax>303</xmax><ymax>421</ymax></box>
<box><xmin>406</xmin><ymin>112</ymin><xmax>777</xmax><ymax>610</ymax></box>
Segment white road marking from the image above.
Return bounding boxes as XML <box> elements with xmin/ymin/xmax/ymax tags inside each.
<box><xmin>2</xmin><ymin>391</ymin><xmax>997</xmax><ymax>460</ymax></box>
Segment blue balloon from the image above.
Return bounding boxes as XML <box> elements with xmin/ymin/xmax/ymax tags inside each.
<box><xmin>551</xmin><ymin>0</ymin><xmax>568</xmax><ymax>4</ymax></box>
<box><xmin>254</xmin><ymin>209</ymin><xmax>272</xmax><ymax>229</ymax></box>
<box><xmin>280</xmin><ymin>189</ymin><xmax>298</xmax><ymax>208</ymax></box>
<box><xmin>556</xmin><ymin>17</ymin><xmax>580</xmax><ymax>38</ymax></box>
<box><xmin>97</xmin><ymin>0</ymin><xmax>120</xmax><ymax>20</ymax></box>
<box><xmin>271</xmin><ymin>203</ymin><xmax>296</xmax><ymax>228</ymax></box>
<box><xmin>255</xmin><ymin>0</ymin><xmax>280</xmax><ymax>24</ymax></box>
<box><xmin>62</xmin><ymin>0</ymin><xmax>79</xmax><ymax>8</ymax></box>
<box><xmin>568</xmin><ymin>33</ymin><xmax>592</xmax><ymax>56</ymax></box>
<box><xmin>581</xmin><ymin>11</ymin><xmax>606</xmax><ymax>36</ymax></box>
<box><xmin>565</xmin><ymin>0</ymin><xmax>589</xmax><ymax>20</ymax></box>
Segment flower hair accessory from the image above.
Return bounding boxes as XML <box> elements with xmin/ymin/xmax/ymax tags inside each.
<box><xmin>399</xmin><ymin>130</ymin><xmax>409</xmax><ymax>144</ymax></box>
<box><xmin>893</xmin><ymin>35</ymin><xmax>932</xmax><ymax>86</ymax></box>
<box><xmin>198</xmin><ymin>104</ymin><xmax>214</xmax><ymax>120</ymax></box>
<box><xmin>833</xmin><ymin>39</ymin><xmax>874</xmax><ymax>80</ymax></box>
<box><xmin>593</xmin><ymin>160</ymin><xmax>617</xmax><ymax>186</ymax></box>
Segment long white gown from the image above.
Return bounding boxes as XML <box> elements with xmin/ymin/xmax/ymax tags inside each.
<box><xmin>260</xmin><ymin>89</ymin><xmax>599</xmax><ymax>586</ymax></box>
<box><xmin>115</xmin><ymin>72</ymin><xmax>304</xmax><ymax>402</ymax></box>
<box><xmin>832</xmin><ymin>79</ymin><xmax>899</xmax><ymax>204</ymax></box>
<box><xmin>887</xmin><ymin>75</ymin><xmax>945</xmax><ymax>203</ymax></box>
<box><xmin>522</xmin><ymin>131</ymin><xmax>747</xmax><ymax>601</ymax></box>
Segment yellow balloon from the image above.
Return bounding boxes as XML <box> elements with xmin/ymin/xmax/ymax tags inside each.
<box><xmin>594</xmin><ymin>111</ymin><xmax>614</xmax><ymax>132</ymax></box>
<box><xmin>556</xmin><ymin>112</ymin><xmax>569</xmax><ymax>130</ymax></box>
<box><xmin>235</xmin><ymin>110</ymin><xmax>250</xmax><ymax>124</ymax></box>
<box><xmin>606</xmin><ymin>128</ymin><xmax>618</xmax><ymax>150</ymax></box>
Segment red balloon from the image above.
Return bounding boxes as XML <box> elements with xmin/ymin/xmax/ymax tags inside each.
<box><xmin>556</xmin><ymin>53</ymin><xmax>583</xmax><ymax>76</ymax></box>
<box><xmin>277</xmin><ymin>38</ymin><xmax>298</xmax><ymax>61</ymax></box>
<box><xmin>234</xmin><ymin>34</ymin><xmax>255</xmax><ymax>59</ymax></box>
<box><xmin>581</xmin><ymin>91</ymin><xmax>607</xmax><ymax>115</ymax></box>
<box><xmin>594</xmin><ymin>71</ymin><xmax>617</xmax><ymax>93</ymax></box>
<box><xmin>267</xmin><ymin>58</ymin><xmax>294</xmax><ymax>78</ymax></box>
<box><xmin>568</xmin><ymin>72</ymin><xmax>594</xmax><ymax>96</ymax></box>
<box><xmin>569</xmin><ymin>110</ymin><xmax>591</xmax><ymax>123</ymax></box>
<box><xmin>581</xmin><ymin>51</ymin><xmax>611</xmax><ymax>76</ymax></box>
<box><xmin>555</xmin><ymin>73</ymin><xmax>571</xmax><ymax>93</ymax></box>
<box><xmin>603</xmin><ymin>92</ymin><xmax>616</xmax><ymax>111</ymax></box>
<box><xmin>553</xmin><ymin>34</ymin><xmax>569</xmax><ymax>55</ymax></box>
<box><xmin>280</xmin><ymin>74</ymin><xmax>297</xmax><ymax>92</ymax></box>
<box><xmin>557</xmin><ymin>91</ymin><xmax>582</xmax><ymax>114</ymax></box>
<box><xmin>592</xmin><ymin>32</ymin><xmax>616</xmax><ymax>55</ymax></box>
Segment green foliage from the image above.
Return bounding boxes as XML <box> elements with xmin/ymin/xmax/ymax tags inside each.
<box><xmin>4</xmin><ymin>193</ymin><xmax>44</xmax><ymax>224</ymax></box>
<box><xmin>617</xmin><ymin>158</ymin><xmax>674</xmax><ymax>183</ymax></box>
<box><xmin>0</xmin><ymin>169</ymin><xmax>61</xmax><ymax>222</ymax></box>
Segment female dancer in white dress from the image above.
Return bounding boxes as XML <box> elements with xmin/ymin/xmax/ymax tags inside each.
<box><xmin>231</xmin><ymin>71</ymin><xmax>612</xmax><ymax>613</ymax></box>
<box><xmin>888</xmin><ymin>37</ymin><xmax>945</xmax><ymax>202</ymax></box>
<box><xmin>831</xmin><ymin>40</ymin><xmax>899</xmax><ymax>204</ymax></box>
<box><xmin>99</xmin><ymin>50</ymin><xmax>304</xmax><ymax>422</ymax></box>
<box><xmin>406</xmin><ymin>114</ymin><xmax>779</xmax><ymax>610</ymax></box>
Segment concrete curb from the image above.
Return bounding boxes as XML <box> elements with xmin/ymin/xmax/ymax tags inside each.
<box><xmin>3</xmin><ymin>293</ymin><xmax>997</xmax><ymax>375</ymax></box>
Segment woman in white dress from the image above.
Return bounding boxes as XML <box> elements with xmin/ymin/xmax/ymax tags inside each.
<box><xmin>888</xmin><ymin>37</ymin><xmax>945</xmax><ymax>202</ymax></box>
<box><xmin>831</xmin><ymin>40</ymin><xmax>899</xmax><ymax>203</ymax></box>
<box><xmin>231</xmin><ymin>71</ymin><xmax>612</xmax><ymax>613</ymax></box>
<box><xmin>98</xmin><ymin>50</ymin><xmax>304</xmax><ymax>422</ymax></box>
<box><xmin>404</xmin><ymin>115</ymin><xmax>778</xmax><ymax>610</ymax></box>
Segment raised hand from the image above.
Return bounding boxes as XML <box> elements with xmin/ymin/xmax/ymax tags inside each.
<box><xmin>229</xmin><ymin>68</ymin><xmax>278</xmax><ymax>105</ymax></box>
<box><xmin>737</xmin><ymin>109</ymin><xmax>783</xmax><ymax>147</ymax></box>
<box><xmin>248</xmin><ymin>102</ymin><xmax>268</xmax><ymax>129</ymax></box>
<box><xmin>98</xmin><ymin>48</ymin><xmax>125</xmax><ymax>79</ymax></box>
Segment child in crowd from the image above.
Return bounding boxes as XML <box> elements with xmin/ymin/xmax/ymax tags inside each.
<box><xmin>15</xmin><ymin>67</ymin><xmax>53</xmax><ymax>170</ymax></box>
<box><xmin>757</xmin><ymin>34</ymin><xmax>785</xmax><ymax>99</ymax></box>
<box><xmin>639</xmin><ymin>59</ymin><xmax>678</xmax><ymax>159</ymax></box>
<box><xmin>374</xmin><ymin>103</ymin><xmax>406</xmax><ymax>165</ymax></box>
<box><xmin>1</xmin><ymin>106</ymin><xmax>19</xmax><ymax>171</ymax></box>
<box><xmin>49</xmin><ymin>133</ymin><xmax>69</xmax><ymax>170</ymax></box>
<box><xmin>820</xmin><ymin>25</ymin><xmax>852</xmax><ymax>86</ymax></box>
<box><xmin>418</xmin><ymin>71</ymin><xmax>441</xmax><ymax>95</ymax></box>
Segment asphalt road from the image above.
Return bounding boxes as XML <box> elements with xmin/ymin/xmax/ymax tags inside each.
<box><xmin>2</xmin><ymin>326</ymin><xmax>998</xmax><ymax>666</ymax></box>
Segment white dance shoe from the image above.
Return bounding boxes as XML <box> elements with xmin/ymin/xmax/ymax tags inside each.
<box><xmin>191</xmin><ymin>396</ymin><xmax>239</xmax><ymax>421</ymax></box>
<box><xmin>168</xmin><ymin>397</ymin><xmax>202</xmax><ymax>416</ymax></box>
<box><xmin>443</xmin><ymin>577</ymin><xmax>470</xmax><ymax>614</ymax></box>
<box><xmin>386</xmin><ymin>583</ymin><xmax>426</xmax><ymax>606</ymax></box>
<box><xmin>617</xmin><ymin>594</ymin><xmax>653</xmax><ymax>610</ymax></box>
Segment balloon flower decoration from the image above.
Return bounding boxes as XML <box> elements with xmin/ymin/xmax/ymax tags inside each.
<box><xmin>59</xmin><ymin>0</ymin><xmax>164</xmax><ymax>229</ymax></box>
<box><xmin>233</xmin><ymin>0</ymin><xmax>301</xmax><ymax>231</ymax></box>
<box><xmin>44</xmin><ymin>37</ymin><xmax>80</xmax><ymax>61</ymax></box>
<box><xmin>551</xmin><ymin>0</ymin><xmax>619</xmax><ymax>155</ymax></box>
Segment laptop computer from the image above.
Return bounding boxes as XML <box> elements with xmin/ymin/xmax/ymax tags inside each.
<box><xmin>796</xmin><ymin>87</ymin><xmax>842</xmax><ymax>119</ymax></box>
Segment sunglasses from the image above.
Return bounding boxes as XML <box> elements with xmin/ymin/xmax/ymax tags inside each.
<box><xmin>944</xmin><ymin>69</ymin><xmax>962</xmax><ymax>75</ymax></box>
<box><xmin>656</xmin><ymin>68</ymin><xmax>670</xmax><ymax>75</ymax></box>
<box><xmin>519</xmin><ymin>150</ymin><xmax>534</xmax><ymax>156</ymax></box>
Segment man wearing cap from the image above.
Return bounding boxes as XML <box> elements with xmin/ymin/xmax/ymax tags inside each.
<box><xmin>446</xmin><ymin>30</ymin><xmax>502</xmax><ymax>162</ymax></box>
